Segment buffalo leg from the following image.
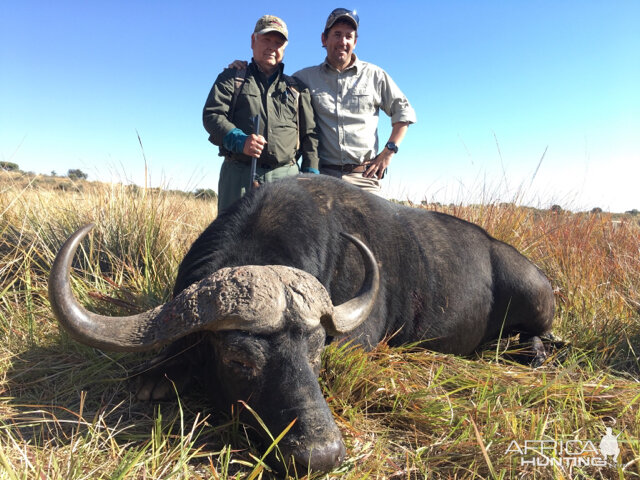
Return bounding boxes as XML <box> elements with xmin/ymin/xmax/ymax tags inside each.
<box><xmin>135</xmin><ymin>358</ymin><xmax>193</xmax><ymax>401</ymax></box>
<box><xmin>133</xmin><ymin>340</ymin><xmax>197</xmax><ymax>401</ymax></box>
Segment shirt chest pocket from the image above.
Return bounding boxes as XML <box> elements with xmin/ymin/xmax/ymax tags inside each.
<box><xmin>347</xmin><ymin>88</ymin><xmax>375</xmax><ymax>114</ymax></box>
<box><xmin>311</xmin><ymin>90</ymin><xmax>335</xmax><ymax>115</ymax></box>
<box><xmin>272</xmin><ymin>88</ymin><xmax>298</xmax><ymax>123</ymax></box>
<box><xmin>234</xmin><ymin>90</ymin><xmax>260</xmax><ymax>120</ymax></box>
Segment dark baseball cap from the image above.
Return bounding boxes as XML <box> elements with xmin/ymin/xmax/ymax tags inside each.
<box><xmin>324</xmin><ymin>8</ymin><xmax>359</xmax><ymax>31</ymax></box>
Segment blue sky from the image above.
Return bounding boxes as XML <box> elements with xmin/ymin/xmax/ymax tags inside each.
<box><xmin>1</xmin><ymin>1</ymin><xmax>639</xmax><ymax>212</ymax></box>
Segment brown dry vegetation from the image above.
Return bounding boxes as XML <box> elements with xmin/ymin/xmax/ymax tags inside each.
<box><xmin>1</xmin><ymin>169</ymin><xmax>639</xmax><ymax>479</ymax></box>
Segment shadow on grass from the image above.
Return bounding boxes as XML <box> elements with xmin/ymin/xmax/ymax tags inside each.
<box><xmin>1</xmin><ymin>343</ymin><xmax>276</xmax><ymax>478</ymax></box>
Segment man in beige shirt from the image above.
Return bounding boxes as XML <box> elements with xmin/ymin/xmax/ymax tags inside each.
<box><xmin>293</xmin><ymin>8</ymin><xmax>417</xmax><ymax>193</ymax></box>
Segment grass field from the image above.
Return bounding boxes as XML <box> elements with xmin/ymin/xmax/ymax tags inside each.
<box><xmin>1</xmin><ymin>170</ymin><xmax>639</xmax><ymax>479</ymax></box>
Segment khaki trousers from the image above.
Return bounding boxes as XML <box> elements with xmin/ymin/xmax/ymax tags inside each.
<box><xmin>319</xmin><ymin>167</ymin><xmax>382</xmax><ymax>195</ymax></box>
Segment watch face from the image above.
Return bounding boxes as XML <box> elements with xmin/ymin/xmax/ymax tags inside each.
<box><xmin>386</xmin><ymin>142</ymin><xmax>398</xmax><ymax>153</ymax></box>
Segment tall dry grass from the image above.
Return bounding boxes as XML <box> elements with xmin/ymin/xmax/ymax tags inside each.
<box><xmin>1</xmin><ymin>171</ymin><xmax>639</xmax><ymax>479</ymax></box>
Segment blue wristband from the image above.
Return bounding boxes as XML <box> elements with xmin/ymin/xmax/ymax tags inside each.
<box><xmin>223</xmin><ymin>128</ymin><xmax>249</xmax><ymax>153</ymax></box>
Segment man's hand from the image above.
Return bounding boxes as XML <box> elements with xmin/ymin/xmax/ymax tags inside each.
<box><xmin>364</xmin><ymin>149</ymin><xmax>394</xmax><ymax>179</ymax></box>
<box><xmin>229</xmin><ymin>60</ymin><xmax>249</xmax><ymax>69</ymax></box>
<box><xmin>243</xmin><ymin>134</ymin><xmax>267</xmax><ymax>158</ymax></box>
<box><xmin>365</xmin><ymin>122</ymin><xmax>410</xmax><ymax>179</ymax></box>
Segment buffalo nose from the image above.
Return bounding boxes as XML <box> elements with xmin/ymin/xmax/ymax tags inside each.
<box><xmin>291</xmin><ymin>438</ymin><xmax>346</xmax><ymax>473</ymax></box>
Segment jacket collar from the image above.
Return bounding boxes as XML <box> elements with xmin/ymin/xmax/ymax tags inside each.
<box><xmin>250</xmin><ymin>59</ymin><xmax>285</xmax><ymax>79</ymax></box>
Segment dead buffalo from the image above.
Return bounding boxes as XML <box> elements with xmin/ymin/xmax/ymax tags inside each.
<box><xmin>48</xmin><ymin>174</ymin><xmax>554</xmax><ymax>472</ymax></box>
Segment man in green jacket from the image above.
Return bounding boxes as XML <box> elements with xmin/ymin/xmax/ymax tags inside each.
<box><xmin>203</xmin><ymin>15</ymin><xmax>319</xmax><ymax>211</ymax></box>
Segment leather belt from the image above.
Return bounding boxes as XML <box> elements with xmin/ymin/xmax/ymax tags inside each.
<box><xmin>226</xmin><ymin>157</ymin><xmax>280</xmax><ymax>170</ymax></box>
<box><xmin>322</xmin><ymin>163</ymin><xmax>367</xmax><ymax>174</ymax></box>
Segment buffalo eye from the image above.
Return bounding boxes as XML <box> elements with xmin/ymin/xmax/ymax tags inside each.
<box><xmin>222</xmin><ymin>354</ymin><xmax>260</xmax><ymax>377</ymax></box>
<box><xmin>217</xmin><ymin>333</ymin><xmax>267</xmax><ymax>379</ymax></box>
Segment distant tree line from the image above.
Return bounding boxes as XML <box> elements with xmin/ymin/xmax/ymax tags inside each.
<box><xmin>67</xmin><ymin>169</ymin><xmax>88</xmax><ymax>180</ymax></box>
<box><xmin>0</xmin><ymin>161</ymin><xmax>20</xmax><ymax>172</ymax></box>
<box><xmin>3</xmin><ymin>161</ymin><xmax>638</xmax><ymax>213</ymax></box>
<box><xmin>1</xmin><ymin>161</ymin><xmax>90</xmax><ymax>181</ymax></box>
<box><xmin>194</xmin><ymin>188</ymin><xmax>217</xmax><ymax>201</ymax></box>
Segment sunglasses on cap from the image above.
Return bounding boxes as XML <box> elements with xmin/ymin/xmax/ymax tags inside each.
<box><xmin>325</xmin><ymin>8</ymin><xmax>359</xmax><ymax>30</ymax></box>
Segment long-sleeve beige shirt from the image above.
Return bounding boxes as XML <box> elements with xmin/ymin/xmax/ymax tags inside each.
<box><xmin>294</xmin><ymin>55</ymin><xmax>416</xmax><ymax>167</ymax></box>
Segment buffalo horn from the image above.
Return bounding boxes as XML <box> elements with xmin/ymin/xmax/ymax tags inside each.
<box><xmin>49</xmin><ymin>225</ymin><xmax>379</xmax><ymax>350</ymax></box>
<box><xmin>323</xmin><ymin>233</ymin><xmax>380</xmax><ymax>336</ymax></box>
<box><xmin>48</xmin><ymin>224</ymin><xmax>230</xmax><ymax>352</ymax></box>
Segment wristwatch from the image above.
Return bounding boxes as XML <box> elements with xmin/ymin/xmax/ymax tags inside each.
<box><xmin>385</xmin><ymin>141</ymin><xmax>398</xmax><ymax>154</ymax></box>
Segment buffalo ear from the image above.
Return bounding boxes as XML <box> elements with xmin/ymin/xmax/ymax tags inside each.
<box><xmin>322</xmin><ymin>233</ymin><xmax>380</xmax><ymax>336</ymax></box>
<box><xmin>320</xmin><ymin>314</ymin><xmax>337</xmax><ymax>337</ymax></box>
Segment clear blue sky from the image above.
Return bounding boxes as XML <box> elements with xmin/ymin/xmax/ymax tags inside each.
<box><xmin>2</xmin><ymin>1</ymin><xmax>639</xmax><ymax>212</ymax></box>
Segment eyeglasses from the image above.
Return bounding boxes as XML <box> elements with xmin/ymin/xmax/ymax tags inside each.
<box><xmin>325</xmin><ymin>8</ymin><xmax>359</xmax><ymax>29</ymax></box>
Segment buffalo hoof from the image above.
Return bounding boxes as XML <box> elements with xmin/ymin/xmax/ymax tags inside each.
<box><xmin>520</xmin><ymin>333</ymin><xmax>571</xmax><ymax>367</ymax></box>
<box><xmin>497</xmin><ymin>334</ymin><xmax>548</xmax><ymax>367</ymax></box>
<box><xmin>506</xmin><ymin>334</ymin><xmax>548</xmax><ymax>367</ymax></box>
<box><xmin>133</xmin><ymin>357</ymin><xmax>193</xmax><ymax>401</ymax></box>
<box><xmin>499</xmin><ymin>332</ymin><xmax>569</xmax><ymax>367</ymax></box>
<box><xmin>528</xmin><ymin>335</ymin><xmax>548</xmax><ymax>368</ymax></box>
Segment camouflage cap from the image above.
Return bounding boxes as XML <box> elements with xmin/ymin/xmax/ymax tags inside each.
<box><xmin>254</xmin><ymin>15</ymin><xmax>288</xmax><ymax>40</ymax></box>
<box><xmin>324</xmin><ymin>8</ymin><xmax>359</xmax><ymax>31</ymax></box>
